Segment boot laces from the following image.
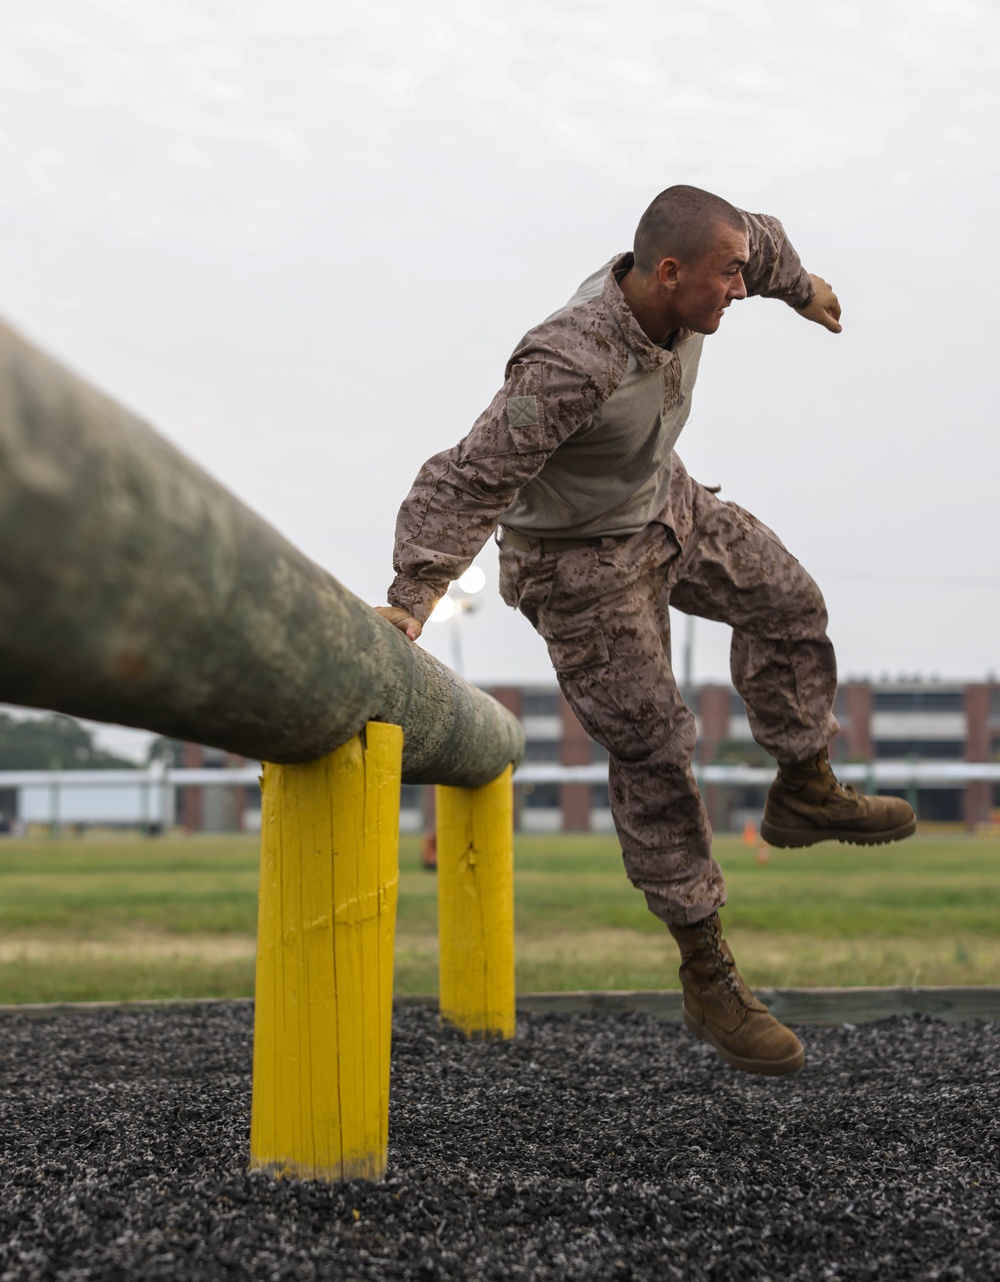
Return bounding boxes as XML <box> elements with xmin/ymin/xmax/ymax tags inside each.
<box><xmin>785</xmin><ymin>752</ymin><xmax>861</xmax><ymax>805</ymax></box>
<box><xmin>817</xmin><ymin>753</ymin><xmax>860</xmax><ymax>800</ymax></box>
<box><xmin>830</xmin><ymin>771</ymin><xmax>859</xmax><ymax>801</ymax></box>
<box><xmin>701</xmin><ymin>917</ymin><xmax>751</xmax><ymax>1001</ymax></box>
<box><xmin>832</xmin><ymin>774</ymin><xmax>862</xmax><ymax>803</ymax></box>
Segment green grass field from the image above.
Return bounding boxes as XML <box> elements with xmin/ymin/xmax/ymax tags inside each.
<box><xmin>1</xmin><ymin>830</ymin><xmax>998</xmax><ymax>1004</ymax></box>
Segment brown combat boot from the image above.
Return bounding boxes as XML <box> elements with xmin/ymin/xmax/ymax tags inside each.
<box><xmin>760</xmin><ymin>748</ymin><xmax>916</xmax><ymax>848</ymax></box>
<box><xmin>668</xmin><ymin>913</ymin><xmax>804</xmax><ymax>1076</ymax></box>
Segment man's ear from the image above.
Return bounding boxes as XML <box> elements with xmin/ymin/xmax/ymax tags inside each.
<box><xmin>655</xmin><ymin>257</ymin><xmax>681</xmax><ymax>291</ymax></box>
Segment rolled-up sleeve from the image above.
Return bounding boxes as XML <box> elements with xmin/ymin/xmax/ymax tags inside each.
<box><xmin>741</xmin><ymin>212</ymin><xmax>815</xmax><ymax>309</ymax></box>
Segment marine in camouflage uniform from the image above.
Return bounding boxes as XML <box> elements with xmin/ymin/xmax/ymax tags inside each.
<box><xmin>380</xmin><ymin>186</ymin><xmax>914</xmax><ymax>1075</ymax></box>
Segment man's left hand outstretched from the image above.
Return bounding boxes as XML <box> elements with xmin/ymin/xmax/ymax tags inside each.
<box><xmin>797</xmin><ymin>274</ymin><xmax>842</xmax><ymax>333</ymax></box>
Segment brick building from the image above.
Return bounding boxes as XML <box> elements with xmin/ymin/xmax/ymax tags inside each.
<box><xmin>462</xmin><ymin>677</ymin><xmax>1000</xmax><ymax>834</ymax></box>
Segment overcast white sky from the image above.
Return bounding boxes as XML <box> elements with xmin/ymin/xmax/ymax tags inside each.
<box><xmin>1</xmin><ymin>0</ymin><xmax>998</xmax><ymax>760</ymax></box>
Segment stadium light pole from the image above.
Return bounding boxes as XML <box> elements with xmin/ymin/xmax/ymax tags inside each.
<box><xmin>428</xmin><ymin>565</ymin><xmax>486</xmax><ymax>677</ymax></box>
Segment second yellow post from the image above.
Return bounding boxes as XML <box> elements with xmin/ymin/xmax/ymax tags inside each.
<box><xmin>435</xmin><ymin>765</ymin><xmax>515</xmax><ymax>1039</ymax></box>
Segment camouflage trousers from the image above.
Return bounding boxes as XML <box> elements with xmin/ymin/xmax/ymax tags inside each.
<box><xmin>498</xmin><ymin>455</ymin><xmax>839</xmax><ymax>927</ymax></box>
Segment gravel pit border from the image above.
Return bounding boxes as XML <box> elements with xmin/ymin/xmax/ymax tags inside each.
<box><xmin>2</xmin><ymin>996</ymin><xmax>999</xmax><ymax>1281</ymax></box>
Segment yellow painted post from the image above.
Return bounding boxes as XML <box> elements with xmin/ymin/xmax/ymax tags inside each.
<box><xmin>250</xmin><ymin>721</ymin><xmax>403</xmax><ymax>1182</ymax></box>
<box><xmin>435</xmin><ymin>764</ymin><xmax>515</xmax><ymax>1039</ymax></box>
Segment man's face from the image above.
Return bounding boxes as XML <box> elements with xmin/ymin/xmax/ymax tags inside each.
<box><xmin>670</xmin><ymin>226</ymin><xmax>750</xmax><ymax>335</ymax></box>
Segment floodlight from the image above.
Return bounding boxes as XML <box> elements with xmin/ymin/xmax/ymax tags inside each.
<box><xmin>429</xmin><ymin>596</ymin><xmax>456</xmax><ymax>623</ymax></box>
<box><xmin>457</xmin><ymin>566</ymin><xmax>486</xmax><ymax>595</ymax></box>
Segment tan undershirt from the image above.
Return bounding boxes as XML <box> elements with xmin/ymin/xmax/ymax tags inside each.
<box><xmin>500</xmin><ymin>261</ymin><xmax>704</xmax><ymax>540</ymax></box>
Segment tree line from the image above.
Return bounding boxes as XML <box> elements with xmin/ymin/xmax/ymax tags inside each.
<box><xmin>0</xmin><ymin>712</ymin><xmax>137</xmax><ymax>771</ymax></box>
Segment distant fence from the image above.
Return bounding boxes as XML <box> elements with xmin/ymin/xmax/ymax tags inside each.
<box><xmin>520</xmin><ymin>762</ymin><xmax>1000</xmax><ymax>787</ymax></box>
<box><xmin>0</xmin><ymin>317</ymin><xmax>524</xmax><ymax>1181</ymax></box>
<box><xmin>3</xmin><ymin>761</ymin><xmax>998</xmax><ymax>833</ymax></box>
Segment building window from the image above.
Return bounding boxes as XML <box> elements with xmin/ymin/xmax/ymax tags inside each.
<box><xmin>523</xmin><ymin>740</ymin><xmax>561</xmax><ymax>762</ymax></box>
<box><xmin>591</xmin><ymin>784</ymin><xmax>610</xmax><ymax>810</ymax></box>
<box><xmin>873</xmin><ymin>739</ymin><xmax>965</xmax><ymax>760</ymax></box>
<box><xmin>522</xmin><ymin>691</ymin><xmax>560</xmax><ymax>717</ymax></box>
<box><xmin>873</xmin><ymin>690</ymin><xmax>964</xmax><ymax>712</ymax></box>
<box><xmin>520</xmin><ymin>783</ymin><xmax>560</xmax><ymax>809</ymax></box>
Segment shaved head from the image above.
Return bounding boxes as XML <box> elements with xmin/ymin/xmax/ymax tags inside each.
<box><xmin>633</xmin><ymin>185</ymin><xmax>747</xmax><ymax>274</ymax></box>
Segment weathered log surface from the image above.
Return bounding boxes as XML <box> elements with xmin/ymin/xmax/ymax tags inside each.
<box><xmin>0</xmin><ymin>319</ymin><xmax>523</xmax><ymax>784</ymax></box>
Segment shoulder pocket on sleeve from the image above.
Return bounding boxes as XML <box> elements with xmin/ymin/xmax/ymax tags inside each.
<box><xmin>505</xmin><ymin>363</ymin><xmax>549</xmax><ymax>455</ymax></box>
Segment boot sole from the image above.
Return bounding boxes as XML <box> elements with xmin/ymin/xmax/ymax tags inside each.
<box><xmin>759</xmin><ymin>816</ymin><xmax>917</xmax><ymax>849</ymax></box>
<box><xmin>682</xmin><ymin>1008</ymin><xmax>804</xmax><ymax>1077</ymax></box>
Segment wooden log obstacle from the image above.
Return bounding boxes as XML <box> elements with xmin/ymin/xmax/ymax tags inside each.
<box><xmin>0</xmin><ymin>318</ymin><xmax>524</xmax><ymax>1181</ymax></box>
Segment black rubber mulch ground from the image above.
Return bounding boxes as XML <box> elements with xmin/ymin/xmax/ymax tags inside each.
<box><xmin>1</xmin><ymin>1002</ymin><xmax>998</xmax><ymax>1281</ymax></box>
